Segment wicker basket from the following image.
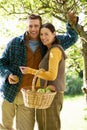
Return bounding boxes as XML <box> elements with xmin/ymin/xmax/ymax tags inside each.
<box><xmin>21</xmin><ymin>69</ymin><xmax>57</xmax><ymax>109</ymax></box>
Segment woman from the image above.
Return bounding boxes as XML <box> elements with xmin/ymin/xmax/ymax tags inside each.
<box><xmin>20</xmin><ymin>23</ymin><xmax>67</xmax><ymax>130</ymax></box>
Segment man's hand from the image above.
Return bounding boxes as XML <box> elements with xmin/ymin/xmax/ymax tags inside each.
<box><xmin>8</xmin><ymin>74</ymin><xmax>19</xmax><ymax>84</ymax></box>
<box><xmin>67</xmin><ymin>12</ymin><xmax>77</xmax><ymax>25</ymax></box>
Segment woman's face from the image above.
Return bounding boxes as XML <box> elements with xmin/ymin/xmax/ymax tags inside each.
<box><xmin>40</xmin><ymin>28</ymin><xmax>56</xmax><ymax>48</ymax></box>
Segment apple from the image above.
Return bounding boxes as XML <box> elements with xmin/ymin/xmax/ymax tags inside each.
<box><xmin>37</xmin><ymin>88</ymin><xmax>45</xmax><ymax>93</ymax></box>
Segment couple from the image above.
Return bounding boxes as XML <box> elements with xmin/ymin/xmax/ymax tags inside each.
<box><xmin>0</xmin><ymin>13</ymin><xmax>78</xmax><ymax>130</ymax></box>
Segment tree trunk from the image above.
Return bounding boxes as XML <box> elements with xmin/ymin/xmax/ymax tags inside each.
<box><xmin>82</xmin><ymin>41</ymin><xmax>87</xmax><ymax>85</ymax></box>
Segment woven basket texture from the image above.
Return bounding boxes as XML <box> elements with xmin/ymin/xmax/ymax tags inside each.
<box><xmin>22</xmin><ymin>69</ymin><xmax>56</xmax><ymax>109</ymax></box>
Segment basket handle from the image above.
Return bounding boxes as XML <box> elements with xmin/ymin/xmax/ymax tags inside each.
<box><xmin>32</xmin><ymin>69</ymin><xmax>47</xmax><ymax>92</ymax></box>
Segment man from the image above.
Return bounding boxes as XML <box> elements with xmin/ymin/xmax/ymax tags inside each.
<box><xmin>0</xmin><ymin>13</ymin><xmax>78</xmax><ymax>130</ymax></box>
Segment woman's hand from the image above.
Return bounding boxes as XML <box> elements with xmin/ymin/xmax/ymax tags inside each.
<box><xmin>19</xmin><ymin>66</ymin><xmax>30</xmax><ymax>74</ymax></box>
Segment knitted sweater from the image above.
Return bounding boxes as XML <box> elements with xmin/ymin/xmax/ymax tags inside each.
<box><xmin>39</xmin><ymin>45</ymin><xmax>67</xmax><ymax>91</ymax></box>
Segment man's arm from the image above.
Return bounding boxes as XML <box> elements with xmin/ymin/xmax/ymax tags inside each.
<box><xmin>56</xmin><ymin>13</ymin><xmax>79</xmax><ymax>50</ymax></box>
<box><xmin>0</xmin><ymin>42</ymin><xmax>12</xmax><ymax>81</ymax></box>
<box><xmin>0</xmin><ymin>39</ymin><xmax>19</xmax><ymax>84</ymax></box>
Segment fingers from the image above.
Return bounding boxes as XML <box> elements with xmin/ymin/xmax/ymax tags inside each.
<box><xmin>47</xmin><ymin>85</ymin><xmax>56</xmax><ymax>91</ymax></box>
<box><xmin>19</xmin><ymin>66</ymin><xmax>28</xmax><ymax>74</ymax></box>
<box><xmin>19</xmin><ymin>66</ymin><xmax>25</xmax><ymax>74</ymax></box>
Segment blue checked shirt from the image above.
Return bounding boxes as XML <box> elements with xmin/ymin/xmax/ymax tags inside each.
<box><xmin>0</xmin><ymin>24</ymin><xmax>78</xmax><ymax>102</ymax></box>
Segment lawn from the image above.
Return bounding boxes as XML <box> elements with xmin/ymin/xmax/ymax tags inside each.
<box><xmin>60</xmin><ymin>95</ymin><xmax>87</xmax><ymax>130</ymax></box>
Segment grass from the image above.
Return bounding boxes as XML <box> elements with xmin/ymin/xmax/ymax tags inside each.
<box><xmin>60</xmin><ymin>95</ymin><xmax>87</xmax><ymax>130</ymax></box>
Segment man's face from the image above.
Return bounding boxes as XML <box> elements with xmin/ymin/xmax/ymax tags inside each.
<box><xmin>28</xmin><ymin>19</ymin><xmax>41</xmax><ymax>41</ymax></box>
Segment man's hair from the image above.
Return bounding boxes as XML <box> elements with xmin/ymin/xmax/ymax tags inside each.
<box><xmin>28</xmin><ymin>14</ymin><xmax>42</xmax><ymax>25</ymax></box>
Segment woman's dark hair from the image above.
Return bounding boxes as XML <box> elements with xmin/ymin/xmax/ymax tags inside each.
<box><xmin>28</xmin><ymin>14</ymin><xmax>42</xmax><ymax>26</ymax></box>
<box><xmin>41</xmin><ymin>23</ymin><xmax>55</xmax><ymax>33</ymax></box>
<box><xmin>40</xmin><ymin>23</ymin><xmax>61</xmax><ymax>57</ymax></box>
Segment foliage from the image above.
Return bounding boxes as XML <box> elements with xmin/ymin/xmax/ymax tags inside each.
<box><xmin>65</xmin><ymin>74</ymin><xmax>83</xmax><ymax>96</ymax></box>
<box><xmin>65</xmin><ymin>43</ymin><xmax>83</xmax><ymax>78</ymax></box>
<box><xmin>65</xmin><ymin>42</ymin><xmax>83</xmax><ymax>96</ymax></box>
<box><xmin>0</xmin><ymin>0</ymin><xmax>87</xmax><ymax>25</ymax></box>
<box><xmin>0</xmin><ymin>0</ymin><xmax>87</xmax><ymax>37</ymax></box>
